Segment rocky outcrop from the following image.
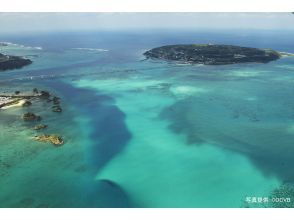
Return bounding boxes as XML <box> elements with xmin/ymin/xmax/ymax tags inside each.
<box><xmin>0</xmin><ymin>53</ymin><xmax>32</xmax><ymax>71</ymax></box>
<box><xmin>33</xmin><ymin>124</ymin><xmax>48</xmax><ymax>131</ymax></box>
<box><xmin>52</xmin><ymin>96</ymin><xmax>60</xmax><ymax>105</ymax></box>
<box><xmin>1</xmin><ymin>87</ymin><xmax>66</xmax><ymax>146</ymax></box>
<box><xmin>40</xmin><ymin>91</ymin><xmax>50</xmax><ymax>99</ymax></box>
<box><xmin>34</xmin><ymin>134</ymin><xmax>64</xmax><ymax>146</ymax></box>
<box><xmin>52</xmin><ymin>105</ymin><xmax>62</xmax><ymax>113</ymax></box>
<box><xmin>22</xmin><ymin>112</ymin><xmax>41</xmax><ymax>121</ymax></box>
<box><xmin>144</xmin><ymin>44</ymin><xmax>281</xmax><ymax>65</ymax></box>
<box><xmin>22</xmin><ymin>100</ymin><xmax>32</xmax><ymax>107</ymax></box>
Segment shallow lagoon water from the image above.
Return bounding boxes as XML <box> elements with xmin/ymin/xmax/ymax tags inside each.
<box><xmin>0</xmin><ymin>30</ymin><xmax>294</xmax><ymax>207</ymax></box>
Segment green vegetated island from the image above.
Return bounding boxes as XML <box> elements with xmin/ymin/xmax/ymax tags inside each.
<box><xmin>0</xmin><ymin>43</ymin><xmax>32</xmax><ymax>71</ymax></box>
<box><xmin>0</xmin><ymin>53</ymin><xmax>32</xmax><ymax>71</ymax></box>
<box><xmin>144</xmin><ymin>44</ymin><xmax>293</xmax><ymax>65</ymax></box>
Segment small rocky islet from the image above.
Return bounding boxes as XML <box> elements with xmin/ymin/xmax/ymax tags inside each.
<box><xmin>22</xmin><ymin>112</ymin><xmax>42</xmax><ymax>121</ymax></box>
<box><xmin>144</xmin><ymin>44</ymin><xmax>283</xmax><ymax>65</ymax></box>
<box><xmin>34</xmin><ymin>134</ymin><xmax>64</xmax><ymax>146</ymax></box>
<box><xmin>0</xmin><ymin>88</ymin><xmax>64</xmax><ymax>146</ymax></box>
<box><xmin>33</xmin><ymin>124</ymin><xmax>48</xmax><ymax>131</ymax></box>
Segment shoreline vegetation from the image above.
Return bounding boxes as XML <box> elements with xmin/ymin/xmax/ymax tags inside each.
<box><xmin>144</xmin><ymin>44</ymin><xmax>293</xmax><ymax>65</ymax></box>
<box><xmin>0</xmin><ymin>89</ymin><xmax>64</xmax><ymax>146</ymax></box>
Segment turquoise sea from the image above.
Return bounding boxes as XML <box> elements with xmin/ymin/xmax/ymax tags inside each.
<box><xmin>0</xmin><ymin>29</ymin><xmax>294</xmax><ymax>207</ymax></box>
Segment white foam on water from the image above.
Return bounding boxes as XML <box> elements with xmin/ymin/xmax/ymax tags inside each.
<box><xmin>1</xmin><ymin>42</ymin><xmax>42</xmax><ymax>50</ymax></box>
<box><xmin>226</xmin><ymin>70</ymin><xmax>264</xmax><ymax>78</ymax></box>
<box><xmin>169</xmin><ymin>85</ymin><xmax>210</xmax><ymax>98</ymax></box>
<box><xmin>71</xmin><ymin>48</ymin><xmax>109</xmax><ymax>52</ymax></box>
<box><xmin>75</xmin><ymin>77</ymin><xmax>166</xmax><ymax>93</ymax></box>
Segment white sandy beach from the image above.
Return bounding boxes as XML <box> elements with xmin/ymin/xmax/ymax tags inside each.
<box><xmin>0</xmin><ymin>99</ymin><xmax>26</xmax><ymax>109</ymax></box>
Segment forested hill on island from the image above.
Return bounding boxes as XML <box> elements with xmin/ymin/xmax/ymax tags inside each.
<box><xmin>144</xmin><ymin>44</ymin><xmax>283</xmax><ymax>65</ymax></box>
<box><xmin>0</xmin><ymin>53</ymin><xmax>32</xmax><ymax>71</ymax></box>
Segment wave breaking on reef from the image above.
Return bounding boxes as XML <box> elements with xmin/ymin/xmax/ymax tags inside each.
<box><xmin>71</xmin><ymin>48</ymin><xmax>109</xmax><ymax>52</ymax></box>
<box><xmin>0</xmin><ymin>41</ymin><xmax>42</xmax><ymax>50</ymax></box>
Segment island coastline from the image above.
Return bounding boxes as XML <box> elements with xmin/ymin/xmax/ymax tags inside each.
<box><xmin>144</xmin><ymin>44</ymin><xmax>283</xmax><ymax>65</ymax></box>
<box><xmin>0</xmin><ymin>53</ymin><xmax>32</xmax><ymax>71</ymax></box>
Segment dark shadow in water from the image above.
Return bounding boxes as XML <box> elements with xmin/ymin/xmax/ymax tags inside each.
<box><xmin>85</xmin><ymin>179</ymin><xmax>134</xmax><ymax>207</ymax></box>
<box><xmin>39</xmin><ymin>80</ymin><xmax>134</xmax><ymax>207</ymax></box>
<box><xmin>160</xmin><ymin>97</ymin><xmax>294</xmax><ymax>183</ymax></box>
<box><xmin>9</xmin><ymin>179</ymin><xmax>134</xmax><ymax>208</ymax></box>
<box><xmin>44</xmin><ymin>80</ymin><xmax>132</xmax><ymax>171</ymax></box>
